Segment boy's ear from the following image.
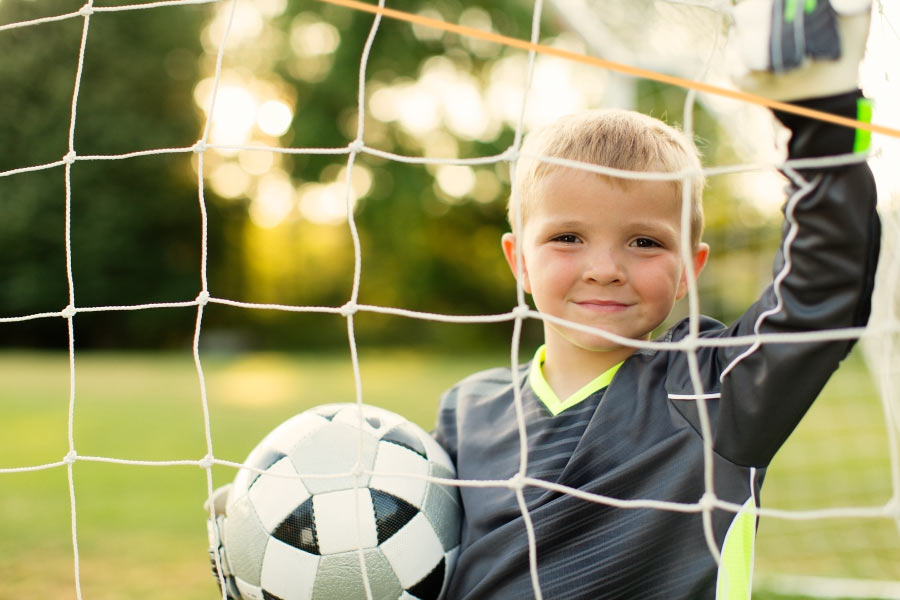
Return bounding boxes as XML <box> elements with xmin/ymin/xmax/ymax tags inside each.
<box><xmin>501</xmin><ymin>232</ymin><xmax>531</xmax><ymax>293</ymax></box>
<box><xmin>675</xmin><ymin>242</ymin><xmax>710</xmax><ymax>301</ymax></box>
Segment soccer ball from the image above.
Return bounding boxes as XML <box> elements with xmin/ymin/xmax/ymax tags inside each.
<box><xmin>213</xmin><ymin>403</ymin><xmax>461</xmax><ymax>600</ymax></box>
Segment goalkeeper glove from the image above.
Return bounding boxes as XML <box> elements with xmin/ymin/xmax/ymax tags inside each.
<box><xmin>206</xmin><ymin>484</ymin><xmax>243</xmax><ymax>600</ymax></box>
<box><xmin>730</xmin><ymin>0</ymin><xmax>872</xmax><ymax>100</ymax></box>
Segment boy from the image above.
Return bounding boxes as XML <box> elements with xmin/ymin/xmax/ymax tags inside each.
<box><xmin>434</xmin><ymin>3</ymin><xmax>881</xmax><ymax>599</ymax></box>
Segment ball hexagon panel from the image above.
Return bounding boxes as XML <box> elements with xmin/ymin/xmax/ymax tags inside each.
<box><xmin>380</xmin><ymin>422</ymin><xmax>428</xmax><ymax>457</ymax></box>
<box><xmin>312</xmin><ymin>549</ymin><xmax>403</xmax><ymax>600</ymax></box>
<box><xmin>420</xmin><ymin>482</ymin><xmax>462</xmax><ymax>554</ymax></box>
<box><xmin>232</xmin><ymin>412</ymin><xmax>331</xmax><ymax>495</ymax></box>
<box><xmin>234</xmin><ymin>577</ymin><xmax>264</xmax><ymax>600</ymax></box>
<box><xmin>248</xmin><ymin>456</ymin><xmax>311</xmax><ymax>533</ymax></box>
<box><xmin>260</xmin><ymin>538</ymin><xmax>319</xmax><ymax>600</ymax></box>
<box><xmin>313</xmin><ymin>488</ymin><xmax>380</xmax><ymax>555</ymax></box>
<box><xmin>369</xmin><ymin>441</ymin><xmax>430</xmax><ymax>508</ymax></box>
<box><xmin>224</xmin><ymin>493</ymin><xmax>270</xmax><ymax>586</ymax></box>
<box><xmin>379</xmin><ymin>512</ymin><xmax>445</xmax><ymax>589</ymax></box>
<box><xmin>291</xmin><ymin>422</ymin><xmax>379</xmax><ymax>495</ymax></box>
<box><xmin>420</xmin><ymin>432</ymin><xmax>456</xmax><ymax>475</ymax></box>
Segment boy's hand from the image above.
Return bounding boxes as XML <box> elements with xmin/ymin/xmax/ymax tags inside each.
<box><xmin>205</xmin><ymin>484</ymin><xmax>243</xmax><ymax>599</ymax></box>
<box><xmin>730</xmin><ymin>0</ymin><xmax>872</xmax><ymax>100</ymax></box>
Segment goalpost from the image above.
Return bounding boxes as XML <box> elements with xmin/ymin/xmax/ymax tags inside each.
<box><xmin>1</xmin><ymin>0</ymin><xmax>899</xmax><ymax>598</ymax></box>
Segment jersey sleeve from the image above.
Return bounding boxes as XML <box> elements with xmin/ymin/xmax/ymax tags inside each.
<box><xmin>710</xmin><ymin>90</ymin><xmax>881</xmax><ymax>467</ymax></box>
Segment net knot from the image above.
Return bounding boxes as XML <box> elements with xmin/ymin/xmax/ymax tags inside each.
<box><xmin>192</xmin><ymin>140</ymin><xmax>207</xmax><ymax>153</ymax></box>
<box><xmin>501</xmin><ymin>145</ymin><xmax>520</xmax><ymax>163</ymax></box>
<box><xmin>196</xmin><ymin>290</ymin><xmax>210</xmax><ymax>306</ymax></box>
<box><xmin>350</xmin><ymin>461</ymin><xmax>368</xmax><ymax>485</ymax></box>
<box><xmin>347</xmin><ymin>139</ymin><xmax>365</xmax><ymax>154</ymax></box>
<box><xmin>511</xmin><ymin>304</ymin><xmax>530</xmax><ymax>319</ymax></box>
<box><xmin>339</xmin><ymin>301</ymin><xmax>358</xmax><ymax>317</ymax></box>
<box><xmin>60</xmin><ymin>305</ymin><xmax>77</xmax><ymax>319</ymax></box>
<box><xmin>62</xmin><ymin>151</ymin><xmax>77</xmax><ymax>165</ymax></box>
<box><xmin>63</xmin><ymin>450</ymin><xmax>78</xmax><ymax>465</ymax></box>
<box><xmin>698</xmin><ymin>492</ymin><xmax>718</xmax><ymax>512</ymax></box>
<box><xmin>198</xmin><ymin>454</ymin><xmax>214</xmax><ymax>469</ymax></box>
<box><xmin>78</xmin><ymin>4</ymin><xmax>94</xmax><ymax>17</ymax></box>
<box><xmin>884</xmin><ymin>497</ymin><xmax>900</xmax><ymax>519</ymax></box>
<box><xmin>507</xmin><ymin>472</ymin><xmax>525</xmax><ymax>491</ymax></box>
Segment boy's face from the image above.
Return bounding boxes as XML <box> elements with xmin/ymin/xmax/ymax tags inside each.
<box><xmin>503</xmin><ymin>168</ymin><xmax>709</xmax><ymax>356</ymax></box>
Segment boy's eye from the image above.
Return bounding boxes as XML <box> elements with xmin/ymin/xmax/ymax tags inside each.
<box><xmin>552</xmin><ymin>234</ymin><xmax>580</xmax><ymax>244</ymax></box>
<box><xmin>631</xmin><ymin>237</ymin><xmax>660</xmax><ymax>248</ymax></box>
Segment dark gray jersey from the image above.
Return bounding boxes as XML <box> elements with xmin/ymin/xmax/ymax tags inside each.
<box><xmin>434</xmin><ymin>91</ymin><xmax>881</xmax><ymax>600</ymax></box>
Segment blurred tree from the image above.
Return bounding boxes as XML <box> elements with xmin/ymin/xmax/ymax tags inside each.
<box><xmin>0</xmin><ymin>0</ymin><xmax>242</xmax><ymax>348</ymax></box>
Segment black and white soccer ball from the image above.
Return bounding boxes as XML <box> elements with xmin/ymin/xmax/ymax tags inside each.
<box><xmin>211</xmin><ymin>403</ymin><xmax>461</xmax><ymax>600</ymax></box>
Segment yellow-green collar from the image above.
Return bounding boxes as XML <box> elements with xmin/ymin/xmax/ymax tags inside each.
<box><xmin>529</xmin><ymin>345</ymin><xmax>622</xmax><ymax>416</ymax></box>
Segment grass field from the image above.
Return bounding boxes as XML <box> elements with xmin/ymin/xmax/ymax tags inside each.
<box><xmin>1</xmin><ymin>348</ymin><xmax>898</xmax><ymax>599</ymax></box>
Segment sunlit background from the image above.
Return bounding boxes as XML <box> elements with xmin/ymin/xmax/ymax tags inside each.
<box><xmin>193</xmin><ymin>0</ymin><xmax>899</xmax><ymax>232</ymax></box>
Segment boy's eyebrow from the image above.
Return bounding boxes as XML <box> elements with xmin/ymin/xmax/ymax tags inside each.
<box><xmin>540</xmin><ymin>219</ymin><xmax>587</xmax><ymax>230</ymax></box>
<box><xmin>540</xmin><ymin>216</ymin><xmax>680</xmax><ymax>235</ymax></box>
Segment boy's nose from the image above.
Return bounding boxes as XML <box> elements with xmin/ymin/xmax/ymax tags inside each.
<box><xmin>582</xmin><ymin>248</ymin><xmax>626</xmax><ymax>285</ymax></box>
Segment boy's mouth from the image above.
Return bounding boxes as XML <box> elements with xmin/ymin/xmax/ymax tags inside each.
<box><xmin>574</xmin><ymin>299</ymin><xmax>631</xmax><ymax>312</ymax></box>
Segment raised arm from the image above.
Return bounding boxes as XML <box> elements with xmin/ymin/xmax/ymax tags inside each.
<box><xmin>709</xmin><ymin>1</ymin><xmax>881</xmax><ymax>466</ymax></box>
<box><xmin>714</xmin><ymin>89</ymin><xmax>880</xmax><ymax>467</ymax></box>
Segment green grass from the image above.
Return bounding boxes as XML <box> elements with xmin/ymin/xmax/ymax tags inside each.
<box><xmin>1</xmin><ymin>348</ymin><xmax>897</xmax><ymax>599</ymax></box>
<box><xmin>0</xmin><ymin>348</ymin><xmax>500</xmax><ymax>599</ymax></box>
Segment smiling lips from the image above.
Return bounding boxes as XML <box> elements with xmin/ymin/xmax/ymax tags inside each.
<box><xmin>575</xmin><ymin>299</ymin><xmax>631</xmax><ymax>312</ymax></box>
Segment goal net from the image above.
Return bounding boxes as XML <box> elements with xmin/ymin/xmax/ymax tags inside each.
<box><xmin>1</xmin><ymin>0</ymin><xmax>899</xmax><ymax>598</ymax></box>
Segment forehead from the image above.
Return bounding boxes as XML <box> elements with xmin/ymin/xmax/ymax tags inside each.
<box><xmin>528</xmin><ymin>168</ymin><xmax>682</xmax><ymax>224</ymax></box>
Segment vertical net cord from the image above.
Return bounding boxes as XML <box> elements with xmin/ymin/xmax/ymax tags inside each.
<box><xmin>63</xmin><ymin>4</ymin><xmax>95</xmax><ymax>598</ymax></box>
<box><xmin>872</xmin><ymin>206</ymin><xmax>900</xmax><ymax>532</ymax></box>
<box><xmin>507</xmin><ymin>1</ymin><xmax>547</xmax><ymax>598</ymax></box>
<box><xmin>871</xmin><ymin>0</ymin><xmax>900</xmax><ymax>539</ymax></box>
<box><xmin>195</xmin><ymin>0</ymin><xmax>240</xmax><ymax>597</ymax></box>
<box><xmin>679</xmin><ymin>7</ymin><xmax>728</xmax><ymax>564</ymax></box>
<box><xmin>346</xmin><ymin>3</ymin><xmax>385</xmax><ymax>599</ymax></box>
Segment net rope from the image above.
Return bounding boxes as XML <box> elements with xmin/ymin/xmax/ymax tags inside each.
<box><xmin>1</xmin><ymin>0</ymin><xmax>900</xmax><ymax>598</ymax></box>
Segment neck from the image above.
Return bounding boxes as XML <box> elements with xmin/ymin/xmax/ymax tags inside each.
<box><xmin>542</xmin><ymin>336</ymin><xmax>635</xmax><ymax>402</ymax></box>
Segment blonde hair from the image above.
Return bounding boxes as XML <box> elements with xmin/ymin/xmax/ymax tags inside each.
<box><xmin>510</xmin><ymin>109</ymin><xmax>706</xmax><ymax>248</ymax></box>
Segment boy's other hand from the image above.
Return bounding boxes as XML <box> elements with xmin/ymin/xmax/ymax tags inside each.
<box><xmin>729</xmin><ymin>0</ymin><xmax>871</xmax><ymax>100</ymax></box>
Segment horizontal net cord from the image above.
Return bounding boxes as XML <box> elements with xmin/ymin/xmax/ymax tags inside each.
<box><xmin>0</xmin><ymin>461</ymin><xmax>69</xmax><ymax>474</ymax></box>
<box><xmin>0</xmin><ymin>311</ymin><xmax>72</xmax><ymax>323</ymax></box>
<box><xmin>3</xmin><ymin>299</ymin><xmax>894</xmax><ymax>349</ymax></box>
<box><xmin>7</xmin><ymin>453</ymin><xmax>896</xmax><ymax>521</ymax></box>
<box><xmin>0</xmin><ymin>141</ymin><xmax>874</xmax><ymax>185</ymax></box>
<box><xmin>361</xmin><ymin>145</ymin><xmax>516</xmax><ymax>166</ymax></box>
<box><xmin>0</xmin><ymin>9</ymin><xmax>87</xmax><ymax>33</ymax></box>
<box><xmin>523</xmin><ymin>151</ymin><xmax>871</xmax><ymax>181</ymax></box>
<box><xmin>0</xmin><ymin>0</ymin><xmax>222</xmax><ymax>32</ymax></box>
<box><xmin>0</xmin><ymin>160</ymin><xmax>67</xmax><ymax>178</ymax></box>
<box><xmin>0</xmin><ymin>138</ymin><xmax>874</xmax><ymax>184</ymax></box>
<box><xmin>0</xmin><ymin>134</ymin><xmax>881</xmax><ymax>181</ymax></box>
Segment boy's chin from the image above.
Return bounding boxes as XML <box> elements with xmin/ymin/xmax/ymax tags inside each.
<box><xmin>562</xmin><ymin>332</ymin><xmax>644</xmax><ymax>355</ymax></box>
<box><xmin>546</xmin><ymin>323</ymin><xmax>652</xmax><ymax>358</ymax></box>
